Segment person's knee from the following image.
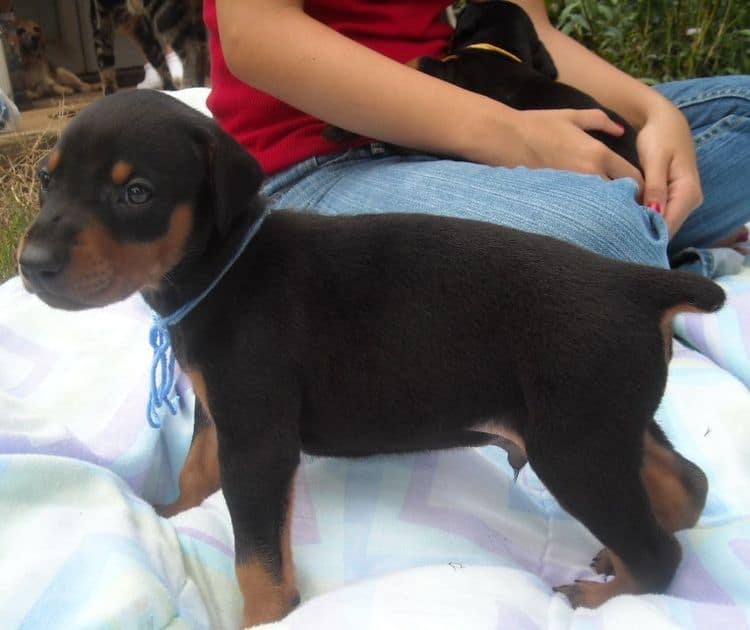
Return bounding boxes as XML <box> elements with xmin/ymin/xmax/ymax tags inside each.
<box><xmin>532</xmin><ymin>177</ymin><xmax>669</xmax><ymax>269</ymax></box>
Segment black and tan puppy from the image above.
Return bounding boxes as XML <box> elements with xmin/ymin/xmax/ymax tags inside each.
<box><xmin>325</xmin><ymin>0</ymin><xmax>641</xmax><ymax>170</ymax></box>
<box><xmin>18</xmin><ymin>91</ymin><xmax>722</xmax><ymax>627</ymax></box>
<box><xmin>16</xmin><ymin>19</ymin><xmax>100</xmax><ymax>100</ymax></box>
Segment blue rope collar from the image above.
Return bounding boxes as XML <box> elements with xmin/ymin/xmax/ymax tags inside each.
<box><xmin>146</xmin><ymin>208</ymin><xmax>270</xmax><ymax>428</ymax></box>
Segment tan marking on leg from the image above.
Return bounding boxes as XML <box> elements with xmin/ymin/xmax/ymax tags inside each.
<box><xmin>111</xmin><ymin>160</ymin><xmax>134</xmax><ymax>185</ymax></box>
<box><xmin>239</xmin><ymin>477</ymin><xmax>298</xmax><ymax>627</ymax></box>
<box><xmin>47</xmin><ymin>149</ymin><xmax>61</xmax><ymax>174</ymax></box>
<box><xmin>660</xmin><ymin>305</ymin><xmax>703</xmax><ymax>362</ymax></box>
<box><xmin>470</xmin><ymin>420</ymin><xmax>526</xmax><ymax>456</ymax></box>
<box><xmin>641</xmin><ymin>432</ymin><xmax>705</xmax><ymax>532</ymax></box>
<box><xmin>186</xmin><ymin>367</ymin><xmax>210</xmax><ymax>414</ymax></box>
<box><xmin>157</xmin><ymin>369</ymin><xmax>221</xmax><ymax>517</ymax></box>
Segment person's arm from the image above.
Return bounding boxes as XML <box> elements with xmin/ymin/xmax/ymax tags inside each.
<box><xmin>517</xmin><ymin>0</ymin><xmax>702</xmax><ymax>234</ymax></box>
<box><xmin>216</xmin><ymin>0</ymin><xmax>641</xmax><ymax>184</ymax></box>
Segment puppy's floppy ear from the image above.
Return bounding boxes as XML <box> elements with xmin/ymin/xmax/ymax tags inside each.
<box><xmin>451</xmin><ymin>3</ymin><xmax>485</xmax><ymax>50</ymax></box>
<box><xmin>194</xmin><ymin>118</ymin><xmax>265</xmax><ymax>237</ymax></box>
<box><xmin>531</xmin><ymin>40</ymin><xmax>558</xmax><ymax>79</ymax></box>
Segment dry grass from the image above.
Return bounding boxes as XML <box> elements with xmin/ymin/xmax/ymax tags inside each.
<box><xmin>0</xmin><ymin>97</ymin><xmax>88</xmax><ymax>282</ymax></box>
<box><xmin>0</xmin><ymin>132</ymin><xmax>54</xmax><ymax>282</ymax></box>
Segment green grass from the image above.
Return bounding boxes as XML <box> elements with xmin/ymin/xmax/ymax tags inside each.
<box><xmin>0</xmin><ymin>195</ymin><xmax>35</xmax><ymax>282</ymax></box>
<box><xmin>546</xmin><ymin>0</ymin><xmax>750</xmax><ymax>83</ymax></box>
<box><xmin>0</xmin><ymin>136</ymin><xmax>46</xmax><ymax>282</ymax></box>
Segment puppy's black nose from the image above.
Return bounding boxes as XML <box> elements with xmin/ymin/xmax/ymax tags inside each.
<box><xmin>18</xmin><ymin>242</ymin><xmax>66</xmax><ymax>281</ymax></box>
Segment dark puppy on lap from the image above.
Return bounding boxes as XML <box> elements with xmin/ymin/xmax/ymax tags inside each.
<box><xmin>18</xmin><ymin>91</ymin><xmax>721</xmax><ymax>627</ymax></box>
<box><xmin>325</xmin><ymin>0</ymin><xmax>641</xmax><ymax>170</ymax></box>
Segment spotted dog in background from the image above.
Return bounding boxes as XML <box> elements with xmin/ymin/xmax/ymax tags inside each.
<box><xmin>16</xmin><ymin>19</ymin><xmax>100</xmax><ymax>100</ymax></box>
<box><xmin>90</xmin><ymin>0</ymin><xmax>207</xmax><ymax>94</ymax></box>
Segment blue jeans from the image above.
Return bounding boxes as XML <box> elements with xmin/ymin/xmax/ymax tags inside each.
<box><xmin>262</xmin><ymin>76</ymin><xmax>750</xmax><ymax>270</ymax></box>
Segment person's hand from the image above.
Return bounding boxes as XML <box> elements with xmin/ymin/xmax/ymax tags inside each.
<box><xmin>467</xmin><ymin>107</ymin><xmax>644</xmax><ymax>188</ymax></box>
<box><xmin>636</xmin><ymin>100</ymin><xmax>703</xmax><ymax>235</ymax></box>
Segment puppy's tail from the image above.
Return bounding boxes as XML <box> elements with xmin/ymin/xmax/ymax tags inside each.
<box><xmin>649</xmin><ymin>268</ymin><xmax>726</xmax><ymax>316</ymax></box>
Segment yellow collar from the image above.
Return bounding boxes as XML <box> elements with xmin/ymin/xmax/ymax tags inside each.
<box><xmin>442</xmin><ymin>42</ymin><xmax>523</xmax><ymax>64</ymax></box>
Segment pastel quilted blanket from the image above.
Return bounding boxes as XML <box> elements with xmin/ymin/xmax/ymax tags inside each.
<box><xmin>0</xmin><ymin>258</ymin><xmax>748</xmax><ymax>629</ymax></box>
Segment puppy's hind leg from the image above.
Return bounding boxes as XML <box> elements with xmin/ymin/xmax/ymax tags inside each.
<box><xmin>527</xmin><ymin>421</ymin><xmax>682</xmax><ymax>608</ymax></box>
<box><xmin>643</xmin><ymin>420</ymin><xmax>708</xmax><ymax>532</ymax></box>
<box><xmin>592</xmin><ymin>420</ymin><xmax>708</xmax><ymax>575</ymax></box>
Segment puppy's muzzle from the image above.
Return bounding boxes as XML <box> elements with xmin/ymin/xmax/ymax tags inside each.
<box><xmin>18</xmin><ymin>240</ymin><xmax>69</xmax><ymax>294</ymax></box>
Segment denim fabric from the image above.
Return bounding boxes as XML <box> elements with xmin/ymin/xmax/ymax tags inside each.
<box><xmin>261</xmin><ymin>76</ymin><xmax>750</xmax><ymax>271</ymax></box>
<box><xmin>671</xmin><ymin>246</ymin><xmax>748</xmax><ymax>278</ymax></box>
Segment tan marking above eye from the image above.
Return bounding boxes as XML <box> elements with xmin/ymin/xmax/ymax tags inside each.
<box><xmin>47</xmin><ymin>150</ymin><xmax>61</xmax><ymax>174</ymax></box>
<box><xmin>111</xmin><ymin>160</ymin><xmax>134</xmax><ymax>185</ymax></box>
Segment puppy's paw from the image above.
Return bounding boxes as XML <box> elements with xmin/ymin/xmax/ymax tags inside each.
<box><xmin>553</xmin><ymin>579</ymin><xmax>613</xmax><ymax>609</ymax></box>
<box><xmin>242</xmin><ymin>588</ymin><xmax>301</xmax><ymax>627</ymax></box>
<box><xmin>590</xmin><ymin>548</ymin><xmax>615</xmax><ymax>575</ymax></box>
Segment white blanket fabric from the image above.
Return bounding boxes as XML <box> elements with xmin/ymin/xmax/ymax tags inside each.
<box><xmin>1</xmin><ymin>264</ymin><xmax>748</xmax><ymax>629</ymax></box>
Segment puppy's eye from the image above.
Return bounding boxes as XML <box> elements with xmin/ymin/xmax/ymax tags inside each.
<box><xmin>16</xmin><ymin>27</ymin><xmax>25</xmax><ymax>35</ymax></box>
<box><xmin>125</xmin><ymin>181</ymin><xmax>152</xmax><ymax>205</ymax></box>
<box><xmin>38</xmin><ymin>169</ymin><xmax>51</xmax><ymax>191</ymax></box>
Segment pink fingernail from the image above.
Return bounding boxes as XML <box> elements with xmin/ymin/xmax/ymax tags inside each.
<box><xmin>648</xmin><ymin>202</ymin><xmax>662</xmax><ymax>214</ymax></box>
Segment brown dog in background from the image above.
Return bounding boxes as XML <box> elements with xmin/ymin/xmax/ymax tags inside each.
<box><xmin>16</xmin><ymin>19</ymin><xmax>100</xmax><ymax>100</ymax></box>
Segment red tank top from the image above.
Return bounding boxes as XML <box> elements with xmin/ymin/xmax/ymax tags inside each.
<box><xmin>203</xmin><ymin>1</ymin><xmax>452</xmax><ymax>175</ymax></box>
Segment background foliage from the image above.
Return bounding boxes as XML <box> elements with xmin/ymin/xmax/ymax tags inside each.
<box><xmin>545</xmin><ymin>0</ymin><xmax>750</xmax><ymax>83</ymax></box>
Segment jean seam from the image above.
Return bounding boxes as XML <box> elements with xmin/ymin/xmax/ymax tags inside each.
<box><xmin>693</xmin><ymin>114</ymin><xmax>745</xmax><ymax>147</ymax></box>
<box><xmin>673</xmin><ymin>86</ymin><xmax>750</xmax><ymax>110</ymax></box>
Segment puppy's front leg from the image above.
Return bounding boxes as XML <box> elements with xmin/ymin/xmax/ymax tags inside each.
<box><xmin>221</xmin><ymin>427</ymin><xmax>301</xmax><ymax>627</ymax></box>
<box><xmin>213</xmin><ymin>382</ymin><xmax>301</xmax><ymax>627</ymax></box>
<box><xmin>157</xmin><ymin>399</ymin><xmax>220</xmax><ymax>517</ymax></box>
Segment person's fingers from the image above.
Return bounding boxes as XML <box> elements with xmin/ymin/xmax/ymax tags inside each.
<box><xmin>662</xmin><ymin>173</ymin><xmax>703</xmax><ymax>235</ymax></box>
<box><xmin>603</xmin><ymin>149</ymin><xmax>644</xmax><ymax>189</ymax></box>
<box><xmin>640</xmin><ymin>149</ymin><xmax>669</xmax><ymax>214</ymax></box>
<box><xmin>570</xmin><ymin>109</ymin><xmax>626</xmax><ymax>137</ymax></box>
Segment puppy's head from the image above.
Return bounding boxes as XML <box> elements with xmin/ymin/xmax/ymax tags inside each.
<box><xmin>17</xmin><ymin>90</ymin><xmax>264</xmax><ymax>310</ymax></box>
<box><xmin>453</xmin><ymin>1</ymin><xmax>558</xmax><ymax>79</ymax></box>
<box><xmin>16</xmin><ymin>19</ymin><xmax>45</xmax><ymax>57</ymax></box>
